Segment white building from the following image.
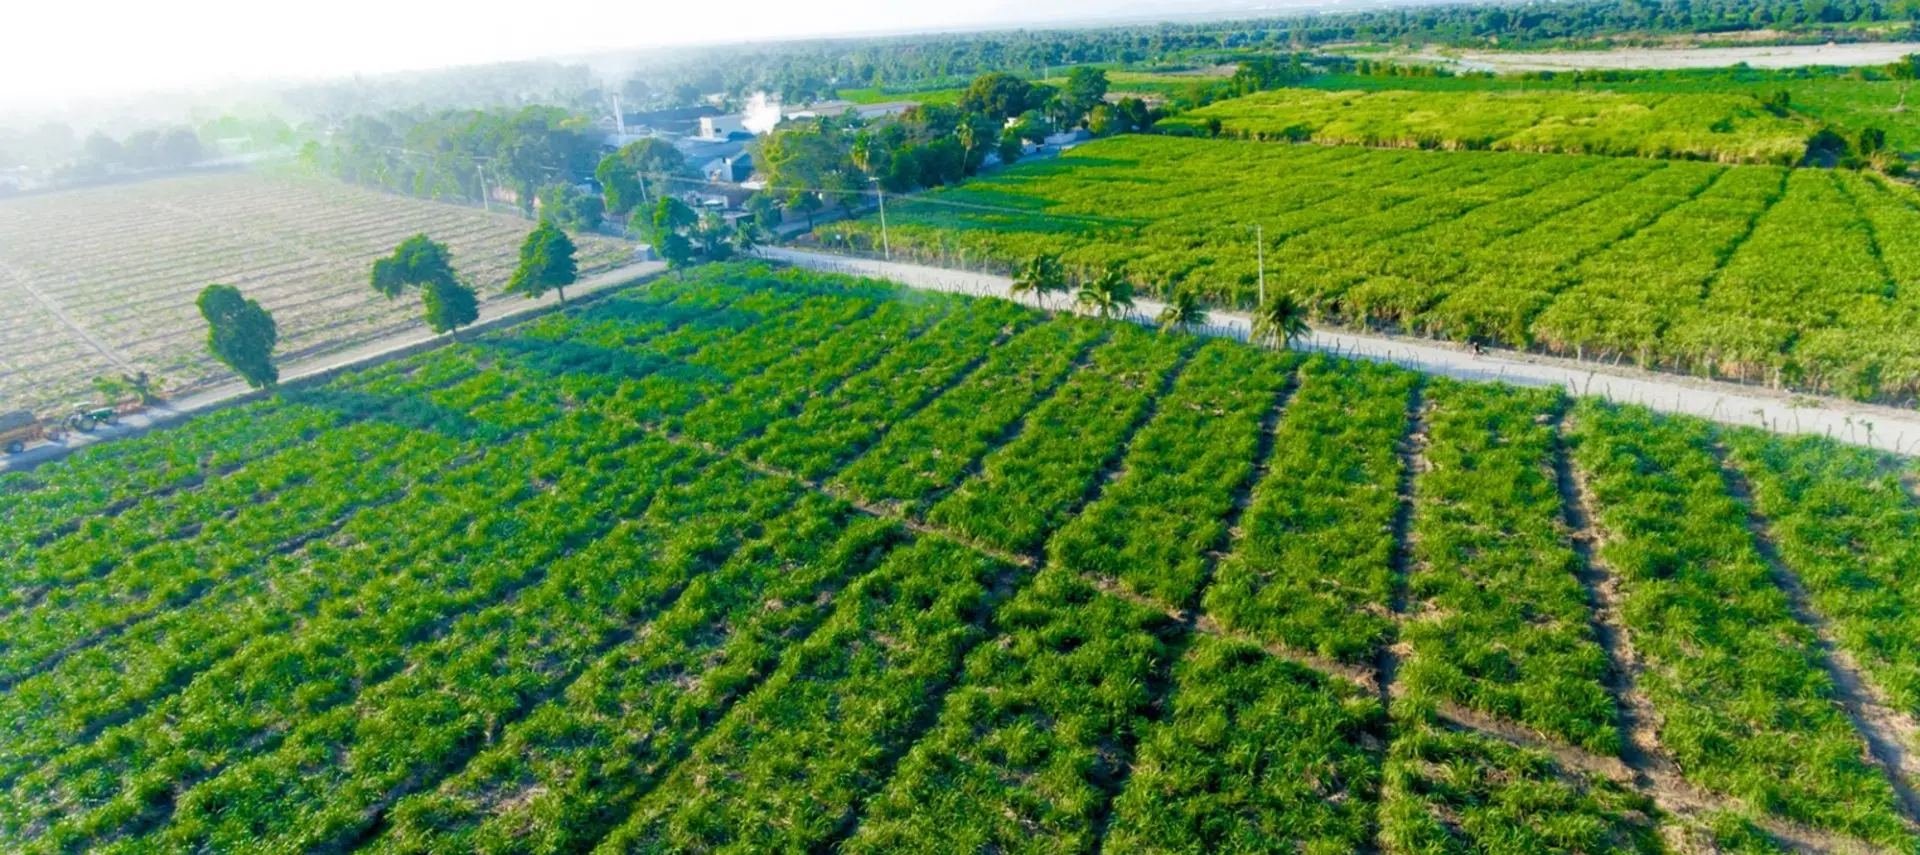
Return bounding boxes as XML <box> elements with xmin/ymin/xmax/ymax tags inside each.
<box><xmin>698</xmin><ymin>115</ymin><xmax>747</xmax><ymax>141</ymax></box>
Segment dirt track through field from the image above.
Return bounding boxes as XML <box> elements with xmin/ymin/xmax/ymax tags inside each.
<box><xmin>760</xmin><ymin>247</ymin><xmax>1920</xmax><ymax>456</ymax></box>
<box><xmin>0</xmin><ymin>256</ymin><xmax>134</xmax><ymax>375</ymax></box>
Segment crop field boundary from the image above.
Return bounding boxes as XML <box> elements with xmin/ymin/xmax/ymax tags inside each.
<box><xmin>0</xmin><ymin>260</ymin><xmax>667</xmax><ymax>475</ymax></box>
<box><xmin>761</xmin><ymin>247</ymin><xmax>1920</xmax><ymax>458</ymax></box>
<box><xmin>652</xmin><ymin>412</ymin><xmax>1899</xmax><ymax>853</ymax></box>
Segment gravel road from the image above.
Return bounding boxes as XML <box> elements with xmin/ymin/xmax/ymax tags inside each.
<box><xmin>760</xmin><ymin>246</ymin><xmax>1920</xmax><ymax>454</ymax></box>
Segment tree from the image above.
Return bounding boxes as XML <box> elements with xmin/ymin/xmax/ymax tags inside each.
<box><xmin>371</xmin><ymin>234</ymin><xmax>478</xmax><ymax>337</ymax></box>
<box><xmin>535</xmin><ymin>182</ymin><xmax>605</xmax><ymax>233</ymax></box>
<box><xmin>652</xmin><ymin>196</ymin><xmax>700</xmax><ymax>272</ymax></box>
<box><xmin>1251</xmin><ymin>294</ymin><xmax>1311</xmax><ymax>350</ymax></box>
<box><xmin>371</xmin><ymin>233</ymin><xmax>458</xmax><ymax>299</ymax></box>
<box><xmin>697</xmin><ymin>211</ymin><xmax>735</xmax><ymax>262</ymax></box>
<box><xmin>505</xmin><ymin>220</ymin><xmax>579</xmax><ymax>305</ymax></box>
<box><xmin>1012</xmin><ymin>254</ymin><xmax>1069</xmax><ymax>310</ymax></box>
<box><xmin>197</xmin><ymin>284</ymin><xmax>278</xmax><ymax>389</ymax></box>
<box><xmin>733</xmin><ymin>220</ymin><xmax>764</xmax><ymax>256</ymax></box>
<box><xmin>998</xmin><ymin>129</ymin><xmax>1024</xmax><ymax>166</ymax></box>
<box><xmin>422</xmin><ymin>279</ymin><xmax>480</xmax><ymax>336</ymax></box>
<box><xmin>1156</xmin><ymin>291</ymin><xmax>1209</xmax><ymax>335</ymax></box>
<box><xmin>1076</xmin><ymin>264</ymin><xmax>1135</xmax><ymax>319</ymax></box>
<box><xmin>596</xmin><ymin>138</ymin><xmax>686</xmax><ymax>215</ymax></box>
<box><xmin>960</xmin><ymin>72</ymin><xmax>1037</xmax><ymax>121</ymax></box>
<box><xmin>1063</xmin><ymin>67</ymin><xmax>1111</xmax><ymax>125</ymax></box>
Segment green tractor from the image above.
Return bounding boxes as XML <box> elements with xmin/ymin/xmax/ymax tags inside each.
<box><xmin>64</xmin><ymin>404</ymin><xmax>118</xmax><ymax>434</ymax></box>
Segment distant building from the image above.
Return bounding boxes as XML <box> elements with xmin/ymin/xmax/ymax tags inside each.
<box><xmin>1044</xmin><ymin>128</ymin><xmax>1092</xmax><ymax>149</ymax></box>
<box><xmin>701</xmin><ymin>153</ymin><xmax>754</xmax><ymax>185</ymax></box>
<box><xmin>698</xmin><ymin>115</ymin><xmax>747</xmax><ymax>141</ymax></box>
<box><xmin>784</xmin><ymin>100</ymin><xmax>919</xmax><ymax>122</ymax></box>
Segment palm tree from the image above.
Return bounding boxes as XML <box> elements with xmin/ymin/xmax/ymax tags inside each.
<box><xmin>1156</xmin><ymin>290</ymin><xmax>1209</xmax><ymax>335</ymax></box>
<box><xmin>1076</xmin><ymin>264</ymin><xmax>1136</xmax><ymax>320</ymax></box>
<box><xmin>1012</xmin><ymin>254</ymin><xmax>1068</xmax><ymax>311</ymax></box>
<box><xmin>1251</xmin><ymin>293</ymin><xmax>1311</xmax><ymax>351</ymax></box>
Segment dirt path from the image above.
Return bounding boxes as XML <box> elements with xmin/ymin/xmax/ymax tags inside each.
<box><xmin>0</xmin><ymin>260</ymin><xmax>666</xmax><ymax>473</ymax></box>
<box><xmin>760</xmin><ymin>248</ymin><xmax>1920</xmax><ymax>456</ymax></box>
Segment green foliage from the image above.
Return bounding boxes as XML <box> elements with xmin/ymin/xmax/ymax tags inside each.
<box><xmin>195</xmin><ymin>284</ymin><xmax>278</xmax><ymax>388</ymax></box>
<box><xmin>1204</xmin><ymin>356</ymin><xmax>1414</xmax><ymax>663</ymax></box>
<box><xmin>596</xmin><ymin>138</ymin><xmax>687</xmax><ymax>215</ymax></box>
<box><xmin>421</xmin><ymin>277</ymin><xmax>479</xmax><ymax>335</ymax></box>
<box><xmin>833</xmin><ymin>319</ymin><xmax>1105</xmax><ymax>511</ymax></box>
<box><xmin>927</xmin><ymin>324</ymin><xmax>1189</xmax><ymax>554</ymax></box>
<box><xmin>1158</xmin><ymin>88</ymin><xmax>1811</xmax><ymax>164</ymax></box>
<box><xmin>534</xmin><ymin>181</ymin><xmax>605</xmax><ymax>232</ymax></box>
<box><xmin>1106</xmin><ymin>637</ymin><xmax>1382</xmax><ymax>855</ymax></box>
<box><xmin>846</xmin><ymin>569</ymin><xmax>1177</xmax><ymax>853</ymax></box>
<box><xmin>825</xmin><ymin>135</ymin><xmax>1920</xmax><ymax>401</ymax></box>
<box><xmin>505</xmin><ymin>220</ymin><xmax>578</xmax><ymax>304</ymax></box>
<box><xmin>371</xmin><ymin>233</ymin><xmax>459</xmax><ymax>298</ymax></box>
<box><xmin>1251</xmin><ymin>294</ymin><xmax>1311</xmax><ymax>350</ymax></box>
<box><xmin>1051</xmin><ymin>340</ymin><xmax>1295</xmax><ymax>605</ymax></box>
<box><xmin>1380</xmin><ymin>704</ymin><xmax>1667</xmax><ymax>854</ymax></box>
<box><xmin>1572</xmin><ymin>401</ymin><xmax>1912</xmax><ymax>848</ymax></box>
<box><xmin>596</xmin><ymin>538</ymin><xmax>1017</xmax><ymax>853</ymax></box>
<box><xmin>960</xmin><ymin>71</ymin><xmax>1042</xmax><ymax>121</ymax></box>
<box><xmin>1398</xmin><ymin>382</ymin><xmax>1617</xmax><ymax>755</ymax></box>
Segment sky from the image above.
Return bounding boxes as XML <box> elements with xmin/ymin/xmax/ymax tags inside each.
<box><xmin>0</xmin><ymin>0</ymin><xmax>1287</xmax><ymax>108</ymax></box>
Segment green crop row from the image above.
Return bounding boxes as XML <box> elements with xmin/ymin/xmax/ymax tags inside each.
<box><xmin>1727</xmin><ymin>431</ymin><xmax>1920</xmax><ymax>719</ymax></box>
<box><xmin>1379</xmin><ymin>703</ymin><xmax>1665</xmax><ymax>855</ymax></box>
<box><xmin>845</xmin><ymin>568</ymin><xmax>1178</xmax><ymax>854</ymax></box>
<box><xmin>1203</xmin><ymin>356</ymin><xmax>1415</xmax><ymax>664</ymax></box>
<box><xmin>0</xmin><ymin>421</ymin><xmax>470</xmax><ymax>686</ymax></box>
<box><xmin>1571</xmin><ymin>401</ymin><xmax>1909</xmax><ymax>848</ymax></box>
<box><xmin>1159</xmin><ymin>88</ymin><xmax>1810</xmax><ymax>164</ymax></box>
<box><xmin>593</xmin><ymin>537</ymin><xmax>1019</xmax><ymax>853</ymax></box>
<box><xmin>132</xmin><ymin>456</ymin><xmax>799</xmax><ymax>854</ymax></box>
<box><xmin>1398</xmin><ymin>382</ymin><xmax>1617</xmax><ymax>755</ymax></box>
<box><xmin>670</xmin><ymin>299</ymin><xmax>934</xmax><ymax>447</ymax></box>
<box><xmin>743</xmin><ymin>297</ymin><xmax>1033</xmax><ymax>480</ymax></box>
<box><xmin>1050</xmin><ymin>339</ymin><xmax>1297</xmax><ymax>606</ymax></box>
<box><xmin>822</xmin><ymin>136</ymin><xmax>1920</xmax><ymax>402</ymax></box>
<box><xmin>372</xmin><ymin>494</ymin><xmax>903</xmax><ymax>854</ymax></box>
<box><xmin>3</xmin><ymin>270</ymin><xmax>886</xmax><ymax>847</ymax></box>
<box><xmin>1105</xmin><ymin>635</ymin><xmax>1382</xmax><ymax>855</ymax></box>
<box><xmin>832</xmin><ymin>318</ymin><xmax>1105</xmax><ymax>513</ymax></box>
<box><xmin>927</xmin><ymin>323</ymin><xmax>1191</xmax><ymax>554</ymax></box>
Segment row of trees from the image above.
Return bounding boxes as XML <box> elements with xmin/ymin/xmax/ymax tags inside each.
<box><xmin>1009</xmin><ymin>253</ymin><xmax>1311</xmax><ymax>349</ymax></box>
<box><xmin>197</xmin><ymin>223</ymin><xmax>581</xmax><ymax>390</ymax></box>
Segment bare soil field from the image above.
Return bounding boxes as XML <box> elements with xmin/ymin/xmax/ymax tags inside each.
<box><xmin>0</xmin><ymin>172</ymin><xmax>627</xmax><ymax>415</ymax></box>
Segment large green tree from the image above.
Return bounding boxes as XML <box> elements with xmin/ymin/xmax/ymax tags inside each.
<box><xmin>1062</xmin><ymin>67</ymin><xmax>1111</xmax><ymax>125</ymax></box>
<box><xmin>506</xmin><ymin>220</ymin><xmax>580</xmax><ymax>305</ymax></box>
<box><xmin>371</xmin><ymin>234</ymin><xmax>480</xmax><ymax>337</ymax></box>
<box><xmin>197</xmin><ymin>284</ymin><xmax>278</xmax><ymax>389</ymax></box>
<box><xmin>596</xmin><ymin>138</ymin><xmax>687</xmax><ymax>215</ymax></box>
<box><xmin>960</xmin><ymin>72</ymin><xmax>1037</xmax><ymax>121</ymax></box>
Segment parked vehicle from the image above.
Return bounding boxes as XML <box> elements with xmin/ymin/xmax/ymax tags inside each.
<box><xmin>1</xmin><ymin>411</ymin><xmax>48</xmax><ymax>454</ymax></box>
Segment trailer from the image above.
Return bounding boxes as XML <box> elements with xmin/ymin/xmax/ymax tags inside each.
<box><xmin>0</xmin><ymin>411</ymin><xmax>48</xmax><ymax>454</ymax></box>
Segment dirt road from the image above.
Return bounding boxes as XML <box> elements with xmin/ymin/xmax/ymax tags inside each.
<box><xmin>760</xmin><ymin>247</ymin><xmax>1920</xmax><ymax>454</ymax></box>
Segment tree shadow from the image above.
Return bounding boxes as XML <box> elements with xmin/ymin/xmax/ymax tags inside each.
<box><xmin>284</xmin><ymin>387</ymin><xmax>500</xmax><ymax>442</ymax></box>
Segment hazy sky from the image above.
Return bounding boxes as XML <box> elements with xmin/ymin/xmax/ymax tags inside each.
<box><xmin>0</xmin><ymin>0</ymin><xmax>1252</xmax><ymax>106</ymax></box>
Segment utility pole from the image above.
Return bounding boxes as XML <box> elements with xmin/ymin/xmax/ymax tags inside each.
<box><xmin>872</xmin><ymin>177</ymin><xmax>891</xmax><ymax>261</ymax></box>
<box><xmin>1256</xmin><ymin>223</ymin><xmax>1266</xmax><ymax>305</ymax></box>
<box><xmin>476</xmin><ymin>164</ymin><xmax>491</xmax><ymax>213</ymax></box>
